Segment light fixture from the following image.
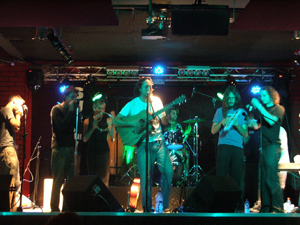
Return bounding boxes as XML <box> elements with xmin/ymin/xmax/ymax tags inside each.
<box><xmin>92</xmin><ymin>92</ymin><xmax>103</xmax><ymax>102</ymax></box>
<box><xmin>106</xmin><ymin>66</ymin><xmax>139</xmax><ymax>77</ymax></box>
<box><xmin>154</xmin><ymin>65</ymin><xmax>164</xmax><ymax>75</ymax></box>
<box><xmin>47</xmin><ymin>28</ymin><xmax>73</xmax><ymax>64</ymax></box>
<box><xmin>294</xmin><ymin>30</ymin><xmax>300</xmax><ymax>40</ymax></box>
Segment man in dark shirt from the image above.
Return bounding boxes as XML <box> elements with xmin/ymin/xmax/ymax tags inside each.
<box><xmin>250</xmin><ymin>86</ymin><xmax>285</xmax><ymax>213</ymax></box>
<box><xmin>50</xmin><ymin>86</ymin><xmax>77</xmax><ymax>212</ymax></box>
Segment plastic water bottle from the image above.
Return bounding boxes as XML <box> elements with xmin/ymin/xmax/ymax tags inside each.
<box><xmin>285</xmin><ymin>197</ymin><xmax>292</xmax><ymax>213</ymax></box>
<box><xmin>155</xmin><ymin>191</ymin><xmax>163</xmax><ymax>213</ymax></box>
<box><xmin>244</xmin><ymin>199</ymin><xmax>250</xmax><ymax>213</ymax></box>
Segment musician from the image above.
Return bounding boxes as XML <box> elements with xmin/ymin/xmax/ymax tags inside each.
<box><xmin>250</xmin><ymin>86</ymin><xmax>285</xmax><ymax>213</ymax></box>
<box><xmin>0</xmin><ymin>95</ymin><xmax>26</xmax><ymax>209</ymax></box>
<box><xmin>50</xmin><ymin>86</ymin><xmax>78</xmax><ymax>212</ymax></box>
<box><xmin>83</xmin><ymin>96</ymin><xmax>114</xmax><ymax>187</ymax></box>
<box><xmin>162</xmin><ymin>107</ymin><xmax>190</xmax><ymax>178</ymax></box>
<box><xmin>113</xmin><ymin>77</ymin><xmax>173</xmax><ymax>212</ymax></box>
<box><xmin>211</xmin><ymin>86</ymin><xmax>248</xmax><ymax>189</ymax></box>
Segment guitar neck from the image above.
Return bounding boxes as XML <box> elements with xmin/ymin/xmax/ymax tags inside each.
<box><xmin>151</xmin><ymin>101</ymin><xmax>177</xmax><ymax>120</ymax></box>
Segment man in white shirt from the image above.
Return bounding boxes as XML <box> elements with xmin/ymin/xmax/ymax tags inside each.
<box><xmin>113</xmin><ymin>77</ymin><xmax>173</xmax><ymax>212</ymax></box>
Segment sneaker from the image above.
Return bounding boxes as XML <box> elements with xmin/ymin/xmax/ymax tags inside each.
<box><xmin>250</xmin><ymin>201</ymin><xmax>261</xmax><ymax>213</ymax></box>
<box><xmin>163</xmin><ymin>208</ymin><xmax>172</xmax><ymax>213</ymax></box>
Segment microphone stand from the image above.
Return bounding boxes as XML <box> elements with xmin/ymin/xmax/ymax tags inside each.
<box><xmin>74</xmin><ymin>105</ymin><xmax>79</xmax><ymax>176</ymax></box>
<box><xmin>192</xmin><ymin>91</ymin><xmax>221</xmax><ymax>108</ymax></box>
<box><xmin>17</xmin><ymin>111</ymin><xmax>28</xmax><ymax>212</ymax></box>
<box><xmin>145</xmin><ymin>94</ymin><xmax>150</xmax><ymax>212</ymax></box>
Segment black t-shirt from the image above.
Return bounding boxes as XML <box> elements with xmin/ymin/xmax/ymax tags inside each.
<box><xmin>0</xmin><ymin>107</ymin><xmax>15</xmax><ymax>148</ymax></box>
<box><xmin>261</xmin><ymin>104</ymin><xmax>285</xmax><ymax>148</ymax></box>
<box><xmin>87</xmin><ymin>114</ymin><xmax>110</xmax><ymax>152</ymax></box>
<box><xmin>50</xmin><ymin>104</ymin><xmax>76</xmax><ymax>148</ymax></box>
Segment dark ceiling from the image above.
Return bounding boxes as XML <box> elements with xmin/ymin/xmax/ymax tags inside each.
<box><xmin>0</xmin><ymin>0</ymin><xmax>299</xmax><ymax>66</ymax></box>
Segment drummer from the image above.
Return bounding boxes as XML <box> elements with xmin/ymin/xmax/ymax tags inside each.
<box><xmin>162</xmin><ymin>107</ymin><xmax>191</xmax><ymax>177</ymax></box>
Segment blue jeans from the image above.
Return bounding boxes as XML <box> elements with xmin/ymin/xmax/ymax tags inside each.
<box><xmin>137</xmin><ymin>140</ymin><xmax>173</xmax><ymax>211</ymax></box>
<box><xmin>50</xmin><ymin>147</ymin><xmax>74</xmax><ymax>211</ymax></box>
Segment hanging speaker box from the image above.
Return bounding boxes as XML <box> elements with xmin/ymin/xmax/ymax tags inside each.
<box><xmin>171</xmin><ymin>9</ymin><xmax>230</xmax><ymax>36</ymax></box>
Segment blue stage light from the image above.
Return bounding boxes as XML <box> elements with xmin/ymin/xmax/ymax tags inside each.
<box><xmin>154</xmin><ymin>66</ymin><xmax>164</xmax><ymax>75</ymax></box>
<box><xmin>251</xmin><ymin>86</ymin><xmax>261</xmax><ymax>94</ymax></box>
<box><xmin>60</xmin><ymin>85</ymin><xmax>69</xmax><ymax>93</ymax></box>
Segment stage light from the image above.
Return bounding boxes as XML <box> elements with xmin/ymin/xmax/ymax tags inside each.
<box><xmin>60</xmin><ymin>85</ymin><xmax>69</xmax><ymax>93</ymax></box>
<box><xmin>154</xmin><ymin>66</ymin><xmax>164</xmax><ymax>75</ymax></box>
<box><xmin>217</xmin><ymin>92</ymin><xmax>224</xmax><ymax>100</ymax></box>
<box><xmin>92</xmin><ymin>92</ymin><xmax>103</xmax><ymax>102</ymax></box>
<box><xmin>251</xmin><ymin>86</ymin><xmax>261</xmax><ymax>94</ymax></box>
<box><xmin>47</xmin><ymin>28</ymin><xmax>73</xmax><ymax>64</ymax></box>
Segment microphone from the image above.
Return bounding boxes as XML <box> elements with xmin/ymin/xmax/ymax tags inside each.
<box><xmin>23</xmin><ymin>105</ymin><xmax>28</xmax><ymax>113</ymax></box>
<box><xmin>246</xmin><ymin>104</ymin><xmax>253</xmax><ymax>112</ymax></box>
<box><xmin>191</xmin><ymin>86</ymin><xmax>196</xmax><ymax>98</ymax></box>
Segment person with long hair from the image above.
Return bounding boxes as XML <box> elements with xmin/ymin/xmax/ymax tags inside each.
<box><xmin>250</xmin><ymin>86</ymin><xmax>285</xmax><ymax>213</ymax></box>
<box><xmin>113</xmin><ymin>77</ymin><xmax>173</xmax><ymax>212</ymax></box>
<box><xmin>211</xmin><ymin>85</ymin><xmax>248</xmax><ymax>189</ymax></box>
<box><xmin>83</xmin><ymin>96</ymin><xmax>114</xmax><ymax>187</ymax></box>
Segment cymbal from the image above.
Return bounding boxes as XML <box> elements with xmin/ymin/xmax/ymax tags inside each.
<box><xmin>183</xmin><ymin>118</ymin><xmax>207</xmax><ymax>123</ymax></box>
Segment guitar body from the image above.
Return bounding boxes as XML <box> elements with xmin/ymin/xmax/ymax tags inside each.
<box><xmin>116</xmin><ymin>110</ymin><xmax>150</xmax><ymax>146</ymax></box>
<box><xmin>117</xmin><ymin>95</ymin><xmax>186</xmax><ymax>146</ymax></box>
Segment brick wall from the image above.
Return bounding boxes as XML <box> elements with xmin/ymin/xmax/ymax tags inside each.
<box><xmin>0</xmin><ymin>60</ymin><xmax>32</xmax><ymax>196</ymax></box>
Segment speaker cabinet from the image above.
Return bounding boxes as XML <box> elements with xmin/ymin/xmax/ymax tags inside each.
<box><xmin>62</xmin><ymin>175</ymin><xmax>124</xmax><ymax>212</ymax></box>
<box><xmin>171</xmin><ymin>9</ymin><xmax>230</xmax><ymax>36</ymax></box>
<box><xmin>183</xmin><ymin>175</ymin><xmax>242</xmax><ymax>212</ymax></box>
<box><xmin>0</xmin><ymin>175</ymin><xmax>12</xmax><ymax>211</ymax></box>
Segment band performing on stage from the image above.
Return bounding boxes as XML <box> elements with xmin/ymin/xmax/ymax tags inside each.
<box><xmin>0</xmin><ymin>78</ymin><xmax>291</xmax><ymax>215</ymax></box>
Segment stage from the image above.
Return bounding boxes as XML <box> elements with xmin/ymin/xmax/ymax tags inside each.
<box><xmin>2</xmin><ymin>185</ymin><xmax>300</xmax><ymax>225</ymax></box>
<box><xmin>1</xmin><ymin>211</ymin><xmax>300</xmax><ymax>225</ymax></box>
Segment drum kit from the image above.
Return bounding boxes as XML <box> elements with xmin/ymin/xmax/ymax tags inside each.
<box><xmin>164</xmin><ymin>116</ymin><xmax>206</xmax><ymax>186</ymax></box>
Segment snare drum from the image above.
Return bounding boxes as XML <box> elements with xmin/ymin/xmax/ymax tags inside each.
<box><xmin>164</xmin><ymin>130</ymin><xmax>184</xmax><ymax>150</ymax></box>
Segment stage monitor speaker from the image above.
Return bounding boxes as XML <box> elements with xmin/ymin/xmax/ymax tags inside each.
<box><xmin>0</xmin><ymin>175</ymin><xmax>12</xmax><ymax>211</ymax></box>
<box><xmin>171</xmin><ymin>9</ymin><xmax>230</xmax><ymax>36</ymax></box>
<box><xmin>62</xmin><ymin>175</ymin><xmax>124</xmax><ymax>212</ymax></box>
<box><xmin>183</xmin><ymin>175</ymin><xmax>242</xmax><ymax>212</ymax></box>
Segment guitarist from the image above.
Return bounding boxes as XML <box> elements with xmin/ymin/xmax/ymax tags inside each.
<box><xmin>211</xmin><ymin>85</ymin><xmax>248</xmax><ymax>191</ymax></box>
<box><xmin>113</xmin><ymin>77</ymin><xmax>173</xmax><ymax>213</ymax></box>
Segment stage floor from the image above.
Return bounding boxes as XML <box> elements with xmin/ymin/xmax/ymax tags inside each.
<box><xmin>1</xmin><ymin>211</ymin><xmax>300</xmax><ymax>225</ymax></box>
<box><xmin>2</xmin><ymin>186</ymin><xmax>300</xmax><ymax>225</ymax></box>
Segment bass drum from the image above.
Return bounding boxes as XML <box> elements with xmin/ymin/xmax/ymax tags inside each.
<box><xmin>152</xmin><ymin>150</ymin><xmax>183</xmax><ymax>187</ymax></box>
<box><xmin>164</xmin><ymin>130</ymin><xmax>184</xmax><ymax>150</ymax></box>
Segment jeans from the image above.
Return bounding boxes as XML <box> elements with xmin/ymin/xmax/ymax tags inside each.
<box><xmin>137</xmin><ymin>140</ymin><xmax>173</xmax><ymax>211</ymax></box>
<box><xmin>0</xmin><ymin>146</ymin><xmax>20</xmax><ymax>188</ymax></box>
<box><xmin>50</xmin><ymin>147</ymin><xmax>74</xmax><ymax>211</ymax></box>
<box><xmin>261</xmin><ymin>144</ymin><xmax>283</xmax><ymax>213</ymax></box>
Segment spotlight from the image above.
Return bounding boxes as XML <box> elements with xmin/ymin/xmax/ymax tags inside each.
<box><xmin>249</xmin><ymin>78</ymin><xmax>263</xmax><ymax>95</ymax></box>
<box><xmin>60</xmin><ymin>85</ymin><xmax>69</xmax><ymax>93</ymax></box>
<box><xmin>154</xmin><ymin>66</ymin><xmax>164</xmax><ymax>75</ymax></box>
<box><xmin>92</xmin><ymin>92</ymin><xmax>103</xmax><ymax>102</ymax></box>
<box><xmin>47</xmin><ymin>28</ymin><xmax>73</xmax><ymax>64</ymax></box>
<box><xmin>251</xmin><ymin>86</ymin><xmax>261</xmax><ymax>94</ymax></box>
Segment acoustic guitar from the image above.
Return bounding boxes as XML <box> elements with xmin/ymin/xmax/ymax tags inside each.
<box><xmin>117</xmin><ymin>95</ymin><xmax>186</xmax><ymax>146</ymax></box>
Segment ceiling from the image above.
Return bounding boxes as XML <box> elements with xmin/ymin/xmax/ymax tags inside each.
<box><xmin>0</xmin><ymin>0</ymin><xmax>300</xmax><ymax>67</ymax></box>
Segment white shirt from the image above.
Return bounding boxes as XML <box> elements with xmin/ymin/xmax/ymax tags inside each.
<box><xmin>119</xmin><ymin>96</ymin><xmax>165</xmax><ymax>142</ymax></box>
